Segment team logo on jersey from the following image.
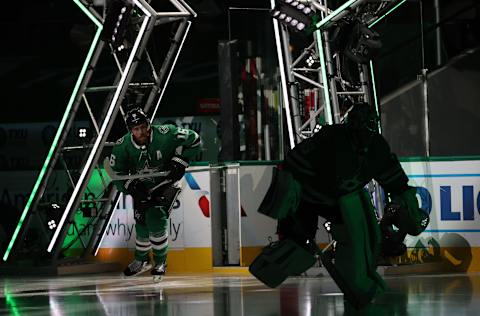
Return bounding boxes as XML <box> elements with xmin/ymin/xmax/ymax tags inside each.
<box><xmin>116</xmin><ymin>136</ymin><xmax>124</xmax><ymax>145</ymax></box>
<box><xmin>158</xmin><ymin>126</ymin><xmax>169</xmax><ymax>134</ymax></box>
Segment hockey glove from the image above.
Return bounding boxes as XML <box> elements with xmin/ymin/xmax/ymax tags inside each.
<box><xmin>150</xmin><ymin>184</ymin><xmax>182</xmax><ymax>217</ymax></box>
<box><xmin>167</xmin><ymin>156</ymin><xmax>189</xmax><ymax>182</ymax></box>
<box><xmin>125</xmin><ymin>179</ymin><xmax>150</xmax><ymax>206</ymax></box>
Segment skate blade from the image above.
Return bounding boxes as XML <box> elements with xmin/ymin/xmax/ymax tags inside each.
<box><xmin>153</xmin><ymin>275</ymin><xmax>163</xmax><ymax>283</ymax></box>
<box><xmin>123</xmin><ymin>264</ymin><xmax>153</xmax><ymax>278</ymax></box>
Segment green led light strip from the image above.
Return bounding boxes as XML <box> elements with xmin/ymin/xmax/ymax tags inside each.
<box><xmin>367</xmin><ymin>0</ymin><xmax>408</xmax><ymax>134</ymax></box>
<box><xmin>316</xmin><ymin>0</ymin><xmax>358</xmax><ymax>29</ymax></box>
<box><xmin>5</xmin><ymin>285</ymin><xmax>20</xmax><ymax>316</ymax></box>
<box><xmin>2</xmin><ymin>0</ymin><xmax>103</xmax><ymax>261</ymax></box>
<box><xmin>368</xmin><ymin>0</ymin><xmax>407</xmax><ymax>28</ymax></box>
<box><xmin>369</xmin><ymin>60</ymin><xmax>382</xmax><ymax>134</ymax></box>
<box><xmin>315</xmin><ymin>30</ymin><xmax>333</xmax><ymax>125</ymax></box>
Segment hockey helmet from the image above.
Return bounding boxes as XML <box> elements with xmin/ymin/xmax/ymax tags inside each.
<box><xmin>125</xmin><ymin>107</ymin><xmax>150</xmax><ymax>130</ymax></box>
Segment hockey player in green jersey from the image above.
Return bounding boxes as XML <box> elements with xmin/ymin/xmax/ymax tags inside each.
<box><xmin>109</xmin><ymin>108</ymin><xmax>201</xmax><ymax>279</ymax></box>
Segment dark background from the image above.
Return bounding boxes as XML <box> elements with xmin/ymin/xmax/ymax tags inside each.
<box><xmin>1</xmin><ymin>0</ymin><xmax>479</xmax><ymax>124</ymax></box>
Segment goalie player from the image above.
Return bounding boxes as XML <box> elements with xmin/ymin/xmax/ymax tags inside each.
<box><xmin>110</xmin><ymin>108</ymin><xmax>201</xmax><ymax>279</ymax></box>
<box><xmin>249</xmin><ymin>103</ymin><xmax>429</xmax><ymax>309</ymax></box>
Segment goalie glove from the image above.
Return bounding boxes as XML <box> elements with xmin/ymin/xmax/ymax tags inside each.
<box><xmin>167</xmin><ymin>156</ymin><xmax>189</xmax><ymax>182</ymax></box>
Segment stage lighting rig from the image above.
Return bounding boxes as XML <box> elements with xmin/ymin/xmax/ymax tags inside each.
<box><xmin>344</xmin><ymin>22</ymin><xmax>382</xmax><ymax>64</ymax></box>
<box><xmin>102</xmin><ymin>0</ymin><xmax>134</xmax><ymax>52</ymax></box>
<box><xmin>271</xmin><ymin>0</ymin><xmax>319</xmax><ymax>33</ymax></box>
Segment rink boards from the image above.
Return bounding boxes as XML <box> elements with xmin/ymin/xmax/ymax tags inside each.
<box><xmin>3</xmin><ymin>158</ymin><xmax>480</xmax><ymax>272</ymax></box>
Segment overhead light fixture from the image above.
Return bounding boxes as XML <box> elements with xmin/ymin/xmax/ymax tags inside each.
<box><xmin>270</xmin><ymin>0</ymin><xmax>318</xmax><ymax>33</ymax></box>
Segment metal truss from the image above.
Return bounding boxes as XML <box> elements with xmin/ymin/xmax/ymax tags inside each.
<box><xmin>3</xmin><ymin>0</ymin><xmax>196</xmax><ymax>265</ymax></box>
<box><xmin>271</xmin><ymin>0</ymin><xmax>408</xmax><ymax>215</ymax></box>
<box><xmin>272</xmin><ymin>0</ymin><xmax>407</xmax><ymax>144</ymax></box>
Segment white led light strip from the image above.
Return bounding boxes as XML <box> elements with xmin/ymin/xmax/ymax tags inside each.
<box><xmin>315</xmin><ymin>30</ymin><xmax>333</xmax><ymax>125</ymax></box>
<box><xmin>151</xmin><ymin>20</ymin><xmax>192</xmax><ymax>121</ymax></box>
<box><xmin>48</xmin><ymin>2</ymin><xmax>152</xmax><ymax>252</ymax></box>
<box><xmin>93</xmin><ymin>194</ymin><xmax>122</xmax><ymax>256</ymax></box>
<box><xmin>271</xmin><ymin>0</ymin><xmax>295</xmax><ymax>149</ymax></box>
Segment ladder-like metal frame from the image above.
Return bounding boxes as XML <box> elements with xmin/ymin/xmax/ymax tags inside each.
<box><xmin>3</xmin><ymin>0</ymin><xmax>196</xmax><ymax>264</ymax></box>
<box><xmin>271</xmin><ymin>0</ymin><xmax>408</xmax><ymax>214</ymax></box>
<box><xmin>272</xmin><ymin>0</ymin><xmax>407</xmax><ymax>144</ymax></box>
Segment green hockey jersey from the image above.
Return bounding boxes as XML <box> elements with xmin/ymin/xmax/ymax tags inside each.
<box><xmin>109</xmin><ymin>124</ymin><xmax>201</xmax><ymax>192</ymax></box>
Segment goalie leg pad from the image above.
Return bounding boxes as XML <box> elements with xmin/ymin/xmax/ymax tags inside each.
<box><xmin>322</xmin><ymin>190</ymin><xmax>386</xmax><ymax>309</ymax></box>
<box><xmin>249</xmin><ymin>238</ymin><xmax>317</xmax><ymax>288</ymax></box>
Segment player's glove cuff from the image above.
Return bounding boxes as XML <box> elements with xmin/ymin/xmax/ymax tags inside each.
<box><xmin>168</xmin><ymin>156</ymin><xmax>189</xmax><ymax>182</ymax></box>
<box><xmin>125</xmin><ymin>179</ymin><xmax>150</xmax><ymax>203</ymax></box>
<box><xmin>171</xmin><ymin>156</ymin><xmax>189</xmax><ymax>168</ymax></box>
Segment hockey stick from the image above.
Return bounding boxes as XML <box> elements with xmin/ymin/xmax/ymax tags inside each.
<box><xmin>103</xmin><ymin>157</ymin><xmax>216</xmax><ymax>182</ymax></box>
<box><xmin>103</xmin><ymin>157</ymin><xmax>170</xmax><ymax>181</ymax></box>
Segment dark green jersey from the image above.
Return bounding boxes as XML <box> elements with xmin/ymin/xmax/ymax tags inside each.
<box><xmin>110</xmin><ymin>124</ymin><xmax>201</xmax><ymax>192</ymax></box>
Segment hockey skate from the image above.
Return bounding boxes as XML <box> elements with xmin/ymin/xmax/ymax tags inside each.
<box><xmin>151</xmin><ymin>262</ymin><xmax>166</xmax><ymax>282</ymax></box>
<box><xmin>123</xmin><ymin>258</ymin><xmax>152</xmax><ymax>277</ymax></box>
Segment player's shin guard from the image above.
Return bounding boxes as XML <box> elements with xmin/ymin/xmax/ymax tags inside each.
<box><xmin>249</xmin><ymin>238</ymin><xmax>317</xmax><ymax>288</ymax></box>
<box><xmin>320</xmin><ymin>190</ymin><xmax>386</xmax><ymax>309</ymax></box>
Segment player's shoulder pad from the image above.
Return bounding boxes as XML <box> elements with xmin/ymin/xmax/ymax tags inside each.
<box><xmin>115</xmin><ymin>136</ymin><xmax>125</xmax><ymax>145</ymax></box>
<box><xmin>156</xmin><ymin>125</ymin><xmax>171</xmax><ymax>135</ymax></box>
